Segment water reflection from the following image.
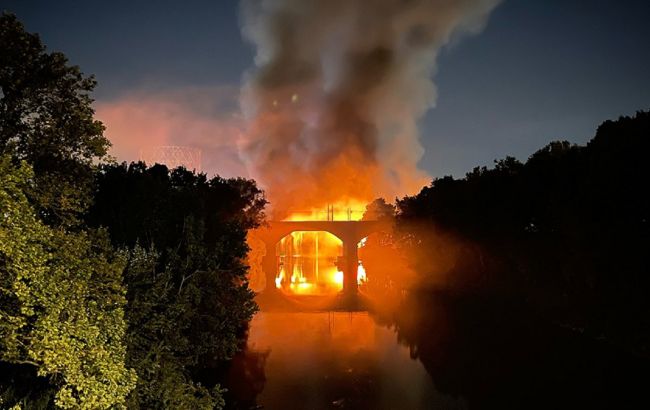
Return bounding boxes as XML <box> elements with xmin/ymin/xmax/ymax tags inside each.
<box><xmin>225</xmin><ymin>311</ymin><xmax>462</xmax><ymax>409</ymax></box>
<box><xmin>377</xmin><ymin>292</ymin><xmax>650</xmax><ymax>410</ymax></box>
<box><xmin>224</xmin><ymin>292</ymin><xmax>650</xmax><ymax>409</ymax></box>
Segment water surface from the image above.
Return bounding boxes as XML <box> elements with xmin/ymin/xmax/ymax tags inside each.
<box><xmin>227</xmin><ymin>311</ymin><xmax>461</xmax><ymax>409</ymax></box>
<box><xmin>224</xmin><ymin>293</ymin><xmax>650</xmax><ymax>409</ymax></box>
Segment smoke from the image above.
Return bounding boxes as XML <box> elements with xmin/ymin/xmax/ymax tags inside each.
<box><xmin>239</xmin><ymin>0</ymin><xmax>501</xmax><ymax>214</ymax></box>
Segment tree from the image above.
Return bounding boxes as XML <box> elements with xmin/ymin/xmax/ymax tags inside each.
<box><xmin>0</xmin><ymin>156</ymin><xmax>136</xmax><ymax>409</ymax></box>
<box><xmin>0</xmin><ymin>13</ymin><xmax>110</xmax><ymax>226</ymax></box>
<box><xmin>362</xmin><ymin>198</ymin><xmax>395</xmax><ymax>221</ymax></box>
<box><xmin>88</xmin><ymin>163</ymin><xmax>266</xmax><ymax>408</ymax></box>
<box><xmin>394</xmin><ymin>110</ymin><xmax>650</xmax><ymax>355</ymax></box>
<box><xmin>121</xmin><ymin>245</ymin><xmax>226</xmax><ymax>409</ymax></box>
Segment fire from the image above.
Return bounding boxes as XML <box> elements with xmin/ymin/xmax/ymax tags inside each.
<box><xmin>357</xmin><ymin>263</ymin><xmax>367</xmax><ymax>284</ymax></box>
<box><xmin>274</xmin><ymin>228</ymin><xmax>369</xmax><ymax>296</ymax></box>
<box><xmin>246</xmin><ymin>201</ymin><xmax>375</xmax><ymax>296</ymax></box>
<box><xmin>271</xmin><ymin>201</ymin><xmax>369</xmax><ymax>295</ymax></box>
<box><xmin>333</xmin><ymin>270</ymin><xmax>344</xmax><ymax>286</ymax></box>
<box><xmin>283</xmin><ymin>200</ymin><xmax>369</xmax><ymax>221</ymax></box>
<box><xmin>275</xmin><ymin>231</ymin><xmax>343</xmax><ymax>295</ymax></box>
<box><xmin>357</xmin><ymin>237</ymin><xmax>368</xmax><ymax>285</ymax></box>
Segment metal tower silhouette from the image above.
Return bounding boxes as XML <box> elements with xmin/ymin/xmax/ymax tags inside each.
<box><xmin>139</xmin><ymin>146</ymin><xmax>202</xmax><ymax>172</ymax></box>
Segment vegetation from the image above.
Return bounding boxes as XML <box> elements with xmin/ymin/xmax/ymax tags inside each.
<box><xmin>0</xmin><ymin>13</ymin><xmax>265</xmax><ymax>409</ymax></box>
<box><xmin>1</xmin><ymin>7</ymin><xmax>648</xmax><ymax>409</ymax></box>
<box><xmin>0</xmin><ymin>157</ymin><xmax>136</xmax><ymax>409</ymax></box>
<box><xmin>88</xmin><ymin>163</ymin><xmax>265</xmax><ymax>408</ymax></box>
<box><xmin>0</xmin><ymin>12</ymin><xmax>135</xmax><ymax>409</ymax></box>
<box><xmin>0</xmin><ymin>13</ymin><xmax>108</xmax><ymax>227</ymax></box>
<box><xmin>395</xmin><ymin>111</ymin><xmax>650</xmax><ymax>354</ymax></box>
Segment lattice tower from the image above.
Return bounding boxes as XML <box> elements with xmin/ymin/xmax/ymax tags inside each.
<box><xmin>139</xmin><ymin>146</ymin><xmax>202</xmax><ymax>172</ymax></box>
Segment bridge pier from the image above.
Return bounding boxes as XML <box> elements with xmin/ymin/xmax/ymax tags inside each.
<box><xmin>342</xmin><ymin>239</ymin><xmax>359</xmax><ymax>294</ymax></box>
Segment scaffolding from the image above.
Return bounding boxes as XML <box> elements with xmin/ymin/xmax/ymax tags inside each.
<box><xmin>139</xmin><ymin>145</ymin><xmax>202</xmax><ymax>172</ymax></box>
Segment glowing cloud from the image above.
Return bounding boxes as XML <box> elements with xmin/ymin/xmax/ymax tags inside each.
<box><xmin>95</xmin><ymin>86</ymin><xmax>249</xmax><ymax>178</ymax></box>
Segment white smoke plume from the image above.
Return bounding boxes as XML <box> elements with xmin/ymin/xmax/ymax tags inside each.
<box><xmin>239</xmin><ymin>0</ymin><xmax>501</xmax><ymax>215</ymax></box>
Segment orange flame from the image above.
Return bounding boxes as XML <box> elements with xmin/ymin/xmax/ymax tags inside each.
<box><xmin>273</xmin><ymin>222</ymin><xmax>369</xmax><ymax>296</ymax></box>
<box><xmin>282</xmin><ymin>199</ymin><xmax>369</xmax><ymax>222</ymax></box>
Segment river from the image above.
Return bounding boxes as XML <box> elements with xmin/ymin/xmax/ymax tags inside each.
<box><xmin>222</xmin><ymin>292</ymin><xmax>650</xmax><ymax>409</ymax></box>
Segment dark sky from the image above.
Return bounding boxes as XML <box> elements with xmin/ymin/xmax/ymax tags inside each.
<box><xmin>4</xmin><ymin>0</ymin><xmax>650</xmax><ymax>178</ymax></box>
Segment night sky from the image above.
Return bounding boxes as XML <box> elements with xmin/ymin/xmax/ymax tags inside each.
<box><xmin>4</xmin><ymin>0</ymin><xmax>650</xmax><ymax>179</ymax></box>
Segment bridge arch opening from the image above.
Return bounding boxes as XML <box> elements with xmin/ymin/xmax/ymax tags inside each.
<box><xmin>275</xmin><ymin>231</ymin><xmax>344</xmax><ymax>295</ymax></box>
<box><xmin>356</xmin><ymin>229</ymin><xmax>416</xmax><ymax>295</ymax></box>
<box><xmin>247</xmin><ymin>220</ymin><xmax>392</xmax><ymax>296</ymax></box>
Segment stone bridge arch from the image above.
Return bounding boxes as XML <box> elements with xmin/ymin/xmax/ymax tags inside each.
<box><xmin>250</xmin><ymin>220</ymin><xmax>391</xmax><ymax>294</ymax></box>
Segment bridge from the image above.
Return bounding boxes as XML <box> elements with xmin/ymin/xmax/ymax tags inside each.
<box><xmin>251</xmin><ymin>220</ymin><xmax>390</xmax><ymax>294</ymax></box>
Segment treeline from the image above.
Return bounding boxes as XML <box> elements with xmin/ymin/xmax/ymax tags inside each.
<box><xmin>0</xmin><ymin>13</ymin><xmax>265</xmax><ymax>409</ymax></box>
<box><xmin>395</xmin><ymin>111</ymin><xmax>650</xmax><ymax>354</ymax></box>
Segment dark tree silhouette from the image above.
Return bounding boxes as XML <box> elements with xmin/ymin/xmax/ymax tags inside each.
<box><xmin>87</xmin><ymin>162</ymin><xmax>266</xmax><ymax>408</ymax></box>
<box><xmin>0</xmin><ymin>12</ymin><xmax>109</xmax><ymax>226</ymax></box>
<box><xmin>396</xmin><ymin>111</ymin><xmax>650</xmax><ymax>355</ymax></box>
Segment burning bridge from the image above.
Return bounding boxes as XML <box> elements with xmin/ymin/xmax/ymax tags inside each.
<box><xmin>252</xmin><ymin>220</ymin><xmax>390</xmax><ymax>294</ymax></box>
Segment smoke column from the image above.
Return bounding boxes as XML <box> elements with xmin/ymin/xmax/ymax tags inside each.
<box><xmin>239</xmin><ymin>0</ymin><xmax>501</xmax><ymax>215</ymax></box>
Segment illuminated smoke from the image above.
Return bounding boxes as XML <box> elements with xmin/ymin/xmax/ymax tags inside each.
<box><xmin>239</xmin><ymin>0</ymin><xmax>501</xmax><ymax>215</ymax></box>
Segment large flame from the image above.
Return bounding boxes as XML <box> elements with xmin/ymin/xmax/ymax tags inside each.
<box><xmin>282</xmin><ymin>199</ymin><xmax>369</xmax><ymax>222</ymax></box>
<box><xmin>277</xmin><ymin>201</ymin><xmax>370</xmax><ymax>295</ymax></box>
<box><xmin>246</xmin><ymin>201</ymin><xmax>372</xmax><ymax>296</ymax></box>
<box><xmin>276</xmin><ymin>231</ymin><xmax>341</xmax><ymax>295</ymax></box>
<box><xmin>274</xmin><ymin>230</ymin><xmax>368</xmax><ymax>296</ymax></box>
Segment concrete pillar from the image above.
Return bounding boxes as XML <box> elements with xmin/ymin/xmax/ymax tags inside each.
<box><xmin>342</xmin><ymin>238</ymin><xmax>359</xmax><ymax>294</ymax></box>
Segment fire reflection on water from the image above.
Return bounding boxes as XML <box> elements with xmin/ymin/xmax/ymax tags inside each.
<box><xmin>234</xmin><ymin>311</ymin><xmax>459</xmax><ymax>409</ymax></box>
<box><xmin>229</xmin><ymin>312</ymin><xmax>463</xmax><ymax>409</ymax></box>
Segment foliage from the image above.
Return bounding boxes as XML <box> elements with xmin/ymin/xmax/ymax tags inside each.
<box><xmin>362</xmin><ymin>198</ymin><xmax>395</xmax><ymax>221</ymax></box>
<box><xmin>0</xmin><ymin>12</ymin><xmax>110</xmax><ymax>226</ymax></box>
<box><xmin>88</xmin><ymin>163</ymin><xmax>266</xmax><ymax>409</ymax></box>
<box><xmin>120</xmin><ymin>246</ymin><xmax>228</xmax><ymax>409</ymax></box>
<box><xmin>395</xmin><ymin>111</ymin><xmax>650</xmax><ymax>353</ymax></box>
<box><xmin>0</xmin><ymin>156</ymin><xmax>136</xmax><ymax>408</ymax></box>
<box><xmin>0</xmin><ymin>13</ymin><xmax>265</xmax><ymax>409</ymax></box>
